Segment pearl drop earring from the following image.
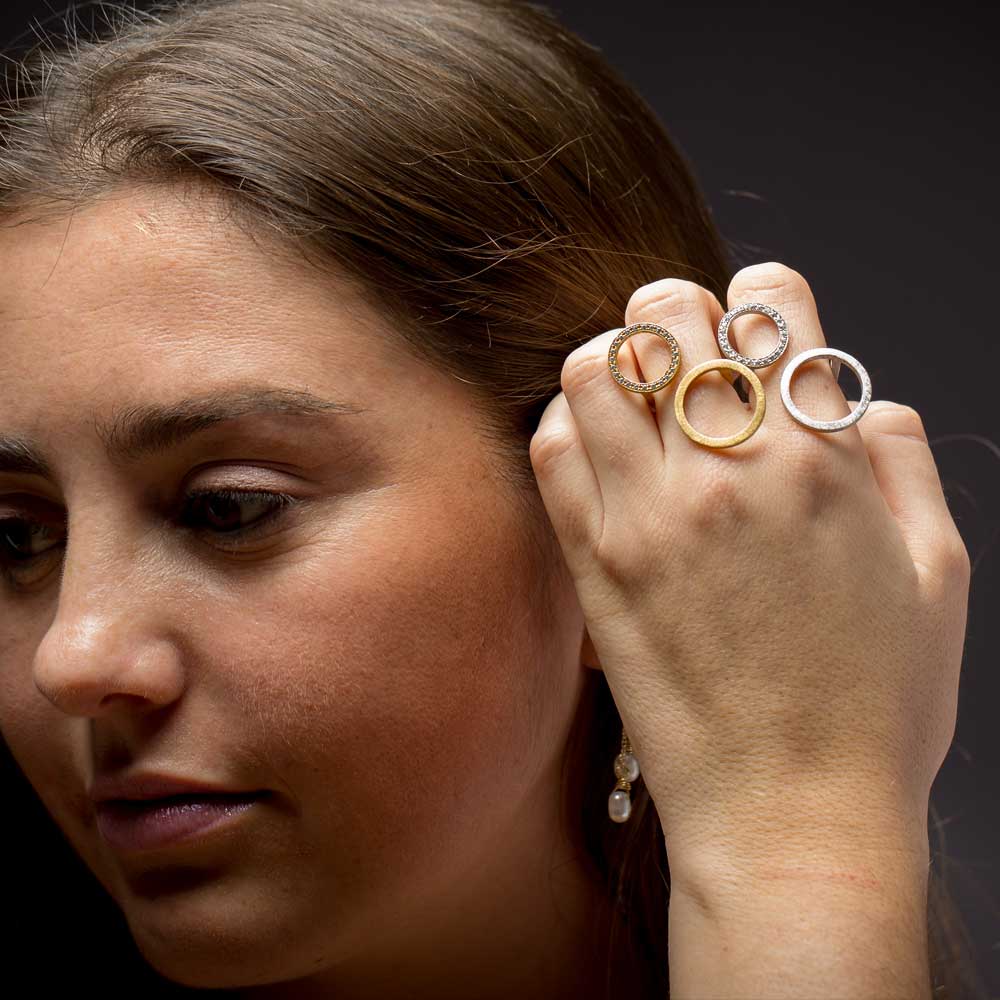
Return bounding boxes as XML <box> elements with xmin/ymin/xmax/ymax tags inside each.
<box><xmin>608</xmin><ymin>725</ymin><xmax>641</xmax><ymax>823</ymax></box>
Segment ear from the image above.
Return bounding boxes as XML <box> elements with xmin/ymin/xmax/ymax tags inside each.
<box><xmin>580</xmin><ymin>627</ymin><xmax>604</xmax><ymax>672</ymax></box>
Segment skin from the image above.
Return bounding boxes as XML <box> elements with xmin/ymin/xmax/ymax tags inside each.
<box><xmin>0</xmin><ymin>183</ymin><xmax>614</xmax><ymax>999</ymax></box>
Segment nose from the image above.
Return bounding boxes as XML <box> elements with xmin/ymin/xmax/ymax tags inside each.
<box><xmin>31</xmin><ymin>523</ymin><xmax>186</xmax><ymax>717</ymax></box>
<box><xmin>34</xmin><ymin>614</ymin><xmax>185</xmax><ymax>718</ymax></box>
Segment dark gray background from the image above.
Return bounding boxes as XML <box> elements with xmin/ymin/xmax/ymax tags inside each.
<box><xmin>1</xmin><ymin>1</ymin><xmax>997</xmax><ymax>996</ymax></box>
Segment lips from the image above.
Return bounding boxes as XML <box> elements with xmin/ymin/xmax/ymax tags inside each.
<box><xmin>88</xmin><ymin>771</ymin><xmax>263</xmax><ymax>804</ymax></box>
<box><xmin>99</xmin><ymin>791</ymin><xmax>264</xmax><ymax>811</ymax></box>
<box><xmin>94</xmin><ymin>791</ymin><xmax>268</xmax><ymax>852</ymax></box>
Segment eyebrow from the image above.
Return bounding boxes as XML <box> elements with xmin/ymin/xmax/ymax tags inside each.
<box><xmin>0</xmin><ymin>384</ymin><xmax>368</xmax><ymax>479</ymax></box>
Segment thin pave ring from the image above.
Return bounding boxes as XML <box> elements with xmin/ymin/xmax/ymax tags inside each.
<box><xmin>674</xmin><ymin>358</ymin><xmax>766</xmax><ymax>448</ymax></box>
<box><xmin>719</xmin><ymin>302</ymin><xmax>843</xmax><ymax>404</ymax></box>
<box><xmin>779</xmin><ymin>346</ymin><xmax>872</xmax><ymax>431</ymax></box>
<box><xmin>607</xmin><ymin>322</ymin><xmax>682</xmax><ymax>394</ymax></box>
<box><xmin>717</xmin><ymin>302</ymin><xmax>789</xmax><ymax>370</ymax></box>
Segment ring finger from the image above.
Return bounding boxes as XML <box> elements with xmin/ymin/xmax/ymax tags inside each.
<box><xmin>723</xmin><ymin>263</ymin><xmax>872</xmax><ymax>461</ymax></box>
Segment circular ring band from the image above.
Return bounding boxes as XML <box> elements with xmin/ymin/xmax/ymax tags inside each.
<box><xmin>674</xmin><ymin>359</ymin><xmax>765</xmax><ymax>448</ymax></box>
<box><xmin>779</xmin><ymin>347</ymin><xmax>872</xmax><ymax>432</ymax></box>
<box><xmin>717</xmin><ymin>302</ymin><xmax>789</xmax><ymax>369</ymax></box>
<box><xmin>720</xmin><ymin>301</ymin><xmax>843</xmax><ymax>405</ymax></box>
<box><xmin>608</xmin><ymin>323</ymin><xmax>681</xmax><ymax>394</ymax></box>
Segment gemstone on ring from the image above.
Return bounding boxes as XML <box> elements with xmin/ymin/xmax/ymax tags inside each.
<box><xmin>779</xmin><ymin>347</ymin><xmax>872</xmax><ymax>431</ymax></box>
<box><xmin>717</xmin><ymin>302</ymin><xmax>789</xmax><ymax>370</ymax></box>
<box><xmin>674</xmin><ymin>358</ymin><xmax>765</xmax><ymax>448</ymax></box>
<box><xmin>608</xmin><ymin>322</ymin><xmax>681</xmax><ymax>394</ymax></box>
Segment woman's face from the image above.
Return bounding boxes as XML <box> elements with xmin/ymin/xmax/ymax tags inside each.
<box><xmin>0</xmin><ymin>184</ymin><xmax>599</xmax><ymax>993</ymax></box>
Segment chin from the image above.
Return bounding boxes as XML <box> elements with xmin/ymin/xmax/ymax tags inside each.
<box><xmin>115</xmin><ymin>876</ymin><xmax>315</xmax><ymax>990</ymax></box>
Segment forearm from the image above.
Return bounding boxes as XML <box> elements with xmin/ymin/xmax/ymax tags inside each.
<box><xmin>666</xmin><ymin>827</ymin><xmax>932</xmax><ymax>1000</ymax></box>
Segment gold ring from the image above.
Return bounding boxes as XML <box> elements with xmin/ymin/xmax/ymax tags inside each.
<box><xmin>608</xmin><ymin>323</ymin><xmax>682</xmax><ymax>394</ymax></box>
<box><xmin>674</xmin><ymin>359</ymin><xmax>765</xmax><ymax>448</ymax></box>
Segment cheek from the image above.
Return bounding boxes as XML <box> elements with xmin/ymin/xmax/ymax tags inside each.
<box><xmin>218</xmin><ymin>503</ymin><xmax>560</xmax><ymax>882</ymax></box>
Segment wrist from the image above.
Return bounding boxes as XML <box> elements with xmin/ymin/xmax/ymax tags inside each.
<box><xmin>666</xmin><ymin>842</ymin><xmax>933</xmax><ymax>1000</ymax></box>
<box><xmin>669</xmin><ymin>833</ymin><xmax>930</xmax><ymax>922</ymax></box>
<box><xmin>663</xmin><ymin>787</ymin><xmax>932</xmax><ymax>908</ymax></box>
<box><xmin>663</xmin><ymin>802</ymin><xmax>933</xmax><ymax>1000</ymax></box>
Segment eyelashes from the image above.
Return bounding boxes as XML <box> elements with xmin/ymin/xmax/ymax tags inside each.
<box><xmin>0</xmin><ymin>487</ymin><xmax>299</xmax><ymax>589</ymax></box>
<box><xmin>177</xmin><ymin>487</ymin><xmax>298</xmax><ymax>543</ymax></box>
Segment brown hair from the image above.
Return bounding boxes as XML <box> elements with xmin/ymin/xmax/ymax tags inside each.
<box><xmin>0</xmin><ymin>1</ymin><xmax>986</xmax><ymax>996</ymax></box>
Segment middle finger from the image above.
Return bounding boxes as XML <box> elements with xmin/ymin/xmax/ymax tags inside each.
<box><xmin>618</xmin><ymin>278</ymin><xmax>741</xmax><ymax>452</ymax></box>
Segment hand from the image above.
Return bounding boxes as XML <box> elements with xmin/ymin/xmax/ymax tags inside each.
<box><xmin>529</xmin><ymin>263</ymin><xmax>971</xmax><ymax>876</ymax></box>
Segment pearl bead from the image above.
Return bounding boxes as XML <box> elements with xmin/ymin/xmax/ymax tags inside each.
<box><xmin>624</xmin><ymin>751</ymin><xmax>640</xmax><ymax>780</ymax></box>
<box><xmin>608</xmin><ymin>788</ymin><xmax>631</xmax><ymax>823</ymax></box>
<box><xmin>614</xmin><ymin>752</ymin><xmax>640</xmax><ymax>783</ymax></box>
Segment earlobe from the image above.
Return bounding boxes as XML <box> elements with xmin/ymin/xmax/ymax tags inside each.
<box><xmin>580</xmin><ymin>627</ymin><xmax>603</xmax><ymax>672</ymax></box>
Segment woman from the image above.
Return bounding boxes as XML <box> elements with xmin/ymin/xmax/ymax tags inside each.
<box><xmin>0</xmin><ymin>0</ymin><xmax>981</xmax><ymax>996</ymax></box>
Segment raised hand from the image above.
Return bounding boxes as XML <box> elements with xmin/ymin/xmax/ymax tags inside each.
<box><xmin>529</xmin><ymin>263</ymin><xmax>971</xmax><ymax>885</ymax></box>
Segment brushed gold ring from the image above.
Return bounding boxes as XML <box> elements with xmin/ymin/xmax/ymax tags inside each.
<box><xmin>673</xmin><ymin>358</ymin><xmax>765</xmax><ymax>448</ymax></box>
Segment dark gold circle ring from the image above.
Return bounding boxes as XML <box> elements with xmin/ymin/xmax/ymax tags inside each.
<box><xmin>607</xmin><ymin>323</ymin><xmax>682</xmax><ymax>394</ymax></box>
<box><xmin>674</xmin><ymin>359</ymin><xmax>766</xmax><ymax>448</ymax></box>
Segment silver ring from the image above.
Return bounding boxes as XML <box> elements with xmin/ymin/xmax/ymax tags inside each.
<box><xmin>780</xmin><ymin>347</ymin><xmax>872</xmax><ymax>432</ymax></box>
<box><xmin>717</xmin><ymin>302</ymin><xmax>789</xmax><ymax>369</ymax></box>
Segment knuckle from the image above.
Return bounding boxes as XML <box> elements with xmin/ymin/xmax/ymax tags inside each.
<box><xmin>593</xmin><ymin>545</ymin><xmax>630</xmax><ymax>592</ymax></box>
<box><xmin>921</xmin><ymin>564</ymin><xmax>960</xmax><ymax>607</ymax></box>
<box><xmin>528</xmin><ymin>426</ymin><xmax>576</xmax><ymax>472</ymax></box>
<box><xmin>864</xmin><ymin>401</ymin><xmax>928</xmax><ymax>442</ymax></box>
<box><xmin>782</xmin><ymin>435</ymin><xmax>848</xmax><ymax>511</ymax></box>
<box><xmin>684</xmin><ymin>470</ymin><xmax>750</xmax><ymax>533</ymax></box>
<box><xmin>626</xmin><ymin>277</ymin><xmax>711</xmax><ymax>326</ymax></box>
<box><xmin>921</xmin><ymin>529</ymin><xmax>971</xmax><ymax>598</ymax></box>
<box><xmin>792</xmin><ymin>432</ymin><xmax>839</xmax><ymax>479</ymax></box>
<box><xmin>560</xmin><ymin>345</ymin><xmax>607</xmax><ymax>396</ymax></box>
<box><xmin>593</xmin><ymin>525</ymin><xmax>645</xmax><ymax>590</ymax></box>
<box><xmin>942</xmin><ymin>530</ymin><xmax>972</xmax><ymax>580</ymax></box>
<box><xmin>728</xmin><ymin>261</ymin><xmax>814</xmax><ymax>304</ymax></box>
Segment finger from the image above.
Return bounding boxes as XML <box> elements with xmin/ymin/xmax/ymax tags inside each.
<box><xmin>558</xmin><ymin>324</ymin><xmax>667</xmax><ymax>518</ymax></box>
<box><xmin>849</xmin><ymin>399</ymin><xmax>969</xmax><ymax>587</ymax></box>
<box><xmin>622</xmin><ymin>278</ymin><xmax>743</xmax><ymax>451</ymax></box>
<box><xmin>558</xmin><ymin>275</ymin><xmax>728</xmax><ymax>514</ymax></box>
<box><xmin>528</xmin><ymin>389</ymin><xmax>605</xmax><ymax>565</ymax></box>
<box><xmin>726</xmin><ymin>262</ymin><xmax>869</xmax><ymax>460</ymax></box>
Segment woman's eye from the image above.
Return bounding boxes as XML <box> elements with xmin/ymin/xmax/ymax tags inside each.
<box><xmin>178</xmin><ymin>487</ymin><xmax>297</xmax><ymax>541</ymax></box>
<box><xmin>0</xmin><ymin>519</ymin><xmax>62</xmax><ymax>566</ymax></box>
<box><xmin>0</xmin><ymin>515</ymin><xmax>66</xmax><ymax>588</ymax></box>
<box><xmin>0</xmin><ymin>488</ymin><xmax>298</xmax><ymax>588</ymax></box>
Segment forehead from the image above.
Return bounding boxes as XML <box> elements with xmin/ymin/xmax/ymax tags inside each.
<box><xmin>0</xmin><ymin>184</ymin><xmax>399</xmax><ymax>439</ymax></box>
<box><xmin>0</xmin><ymin>183</ymin><xmax>364</xmax><ymax>345</ymax></box>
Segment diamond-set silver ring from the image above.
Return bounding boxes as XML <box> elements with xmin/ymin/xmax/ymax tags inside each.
<box><xmin>717</xmin><ymin>301</ymin><xmax>789</xmax><ymax>370</ymax></box>
<box><xmin>717</xmin><ymin>301</ymin><xmax>844</xmax><ymax>408</ymax></box>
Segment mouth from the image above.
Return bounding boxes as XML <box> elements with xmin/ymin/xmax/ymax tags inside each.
<box><xmin>104</xmin><ymin>791</ymin><xmax>267</xmax><ymax>809</ymax></box>
<box><xmin>95</xmin><ymin>791</ymin><xmax>270</xmax><ymax>853</ymax></box>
